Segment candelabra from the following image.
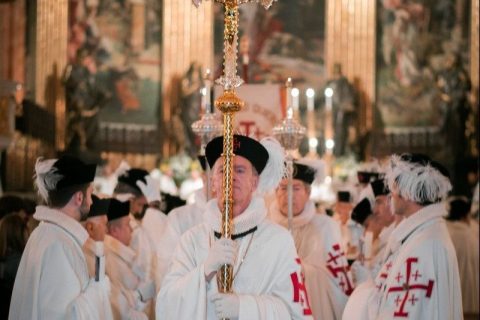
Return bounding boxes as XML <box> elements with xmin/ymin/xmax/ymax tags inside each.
<box><xmin>272</xmin><ymin>78</ymin><xmax>306</xmax><ymax>230</ymax></box>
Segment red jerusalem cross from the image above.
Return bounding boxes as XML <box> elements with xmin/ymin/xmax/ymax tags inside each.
<box><xmin>326</xmin><ymin>244</ymin><xmax>353</xmax><ymax>295</ymax></box>
<box><xmin>386</xmin><ymin>257</ymin><xmax>434</xmax><ymax>318</ymax></box>
<box><xmin>290</xmin><ymin>258</ymin><xmax>312</xmax><ymax>315</ymax></box>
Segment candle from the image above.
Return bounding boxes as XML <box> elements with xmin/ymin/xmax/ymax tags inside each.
<box><xmin>286</xmin><ymin>78</ymin><xmax>292</xmax><ymax>119</ymax></box>
<box><xmin>291</xmin><ymin>87</ymin><xmax>299</xmax><ymax>114</ymax></box>
<box><xmin>205</xmin><ymin>69</ymin><xmax>212</xmax><ymax>113</ymax></box>
<box><xmin>324</xmin><ymin>87</ymin><xmax>333</xmax><ymax>111</ymax></box>
<box><xmin>306</xmin><ymin>88</ymin><xmax>315</xmax><ymax>112</ymax></box>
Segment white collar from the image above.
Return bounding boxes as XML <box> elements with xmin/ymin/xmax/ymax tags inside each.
<box><xmin>34</xmin><ymin>205</ymin><xmax>89</xmax><ymax>246</ymax></box>
<box><xmin>385</xmin><ymin>203</ymin><xmax>446</xmax><ymax>255</ymax></box>
<box><xmin>204</xmin><ymin>196</ymin><xmax>266</xmax><ymax>235</ymax></box>
<box><xmin>268</xmin><ymin>199</ymin><xmax>315</xmax><ymax>229</ymax></box>
<box><xmin>104</xmin><ymin>234</ymin><xmax>136</xmax><ymax>265</ymax></box>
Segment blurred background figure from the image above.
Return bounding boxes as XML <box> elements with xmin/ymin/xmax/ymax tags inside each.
<box><xmin>0</xmin><ymin>214</ymin><xmax>28</xmax><ymax>319</ymax></box>
<box><xmin>445</xmin><ymin>196</ymin><xmax>479</xmax><ymax>320</ymax></box>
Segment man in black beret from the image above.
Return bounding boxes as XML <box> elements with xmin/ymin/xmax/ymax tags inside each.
<box><xmin>344</xmin><ymin>153</ymin><xmax>462</xmax><ymax>319</ymax></box>
<box><xmin>268</xmin><ymin>160</ymin><xmax>353</xmax><ymax>319</ymax></box>
<box><xmin>157</xmin><ymin>135</ymin><xmax>311</xmax><ymax>319</ymax></box>
<box><xmin>9</xmin><ymin>156</ymin><xmax>112</xmax><ymax>319</ymax></box>
<box><xmin>82</xmin><ymin>195</ymin><xmax>110</xmax><ymax>278</ymax></box>
<box><xmin>104</xmin><ymin>198</ymin><xmax>154</xmax><ymax>320</ymax></box>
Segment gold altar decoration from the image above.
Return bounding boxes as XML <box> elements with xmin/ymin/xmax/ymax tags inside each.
<box><xmin>193</xmin><ymin>0</ymin><xmax>276</xmax><ymax>296</ymax></box>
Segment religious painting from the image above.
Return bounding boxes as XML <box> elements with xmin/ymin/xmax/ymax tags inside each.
<box><xmin>376</xmin><ymin>0</ymin><xmax>471</xmax><ymax>129</ymax></box>
<box><xmin>67</xmin><ymin>0</ymin><xmax>162</xmax><ymax>126</ymax></box>
<box><xmin>214</xmin><ymin>0</ymin><xmax>326</xmax><ymax>94</ymax></box>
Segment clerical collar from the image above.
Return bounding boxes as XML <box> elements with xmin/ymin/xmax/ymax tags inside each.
<box><xmin>214</xmin><ymin>226</ymin><xmax>257</xmax><ymax>240</ymax></box>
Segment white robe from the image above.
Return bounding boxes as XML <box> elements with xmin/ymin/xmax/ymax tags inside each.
<box><xmin>155</xmin><ymin>189</ymin><xmax>207</xmax><ymax>288</ymax></box>
<box><xmin>446</xmin><ymin>220</ymin><xmax>479</xmax><ymax>315</ymax></box>
<box><xmin>104</xmin><ymin>235</ymin><xmax>149</xmax><ymax>320</ymax></box>
<box><xmin>343</xmin><ymin>203</ymin><xmax>463</xmax><ymax>320</ymax></box>
<box><xmin>9</xmin><ymin>206</ymin><xmax>112</xmax><ymax>320</ymax></box>
<box><xmin>130</xmin><ymin>216</ymin><xmax>157</xmax><ymax>283</ymax></box>
<box><xmin>268</xmin><ymin>200</ymin><xmax>353</xmax><ymax>320</ymax></box>
<box><xmin>156</xmin><ymin>196</ymin><xmax>313</xmax><ymax>320</ymax></box>
<box><xmin>141</xmin><ymin>208</ymin><xmax>167</xmax><ymax>251</ymax></box>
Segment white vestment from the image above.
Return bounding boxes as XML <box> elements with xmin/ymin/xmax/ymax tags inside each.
<box><xmin>104</xmin><ymin>235</ymin><xmax>149</xmax><ymax>320</ymax></box>
<box><xmin>156</xmin><ymin>196</ymin><xmax>314</xmax><ymax>320</ymax></box>
<box><xmin>141</xmin><ymin>208</ymin><xmax>167</xmax><ymax>251</ymax></box>
<box><xmin>268</xmin><ymin>200</ymin><xmax>353</xmax><ymax>320</ymax></box>
<box><xmin>9</xmin><ymin>206</ymin><xmax>112</xmax><ymax>320</ymax></box>
<box><xmin>343</xmin><ymin>203</ymin><xmax>463</xmax><ymax>320</ymax></box>
<box><xmin>130</xmin><ymin>216</ymin><xmax>157</xmax><ymax>283</ymax></box>
<box><xmin>155</xmin><ymin>189</ymin><xmax>207</xmax><ymax>288</ymax></box>
<box><xmin>446</xmin><ymin>220</ymin><xmax>479</xmax><ymax>315</ymax></box>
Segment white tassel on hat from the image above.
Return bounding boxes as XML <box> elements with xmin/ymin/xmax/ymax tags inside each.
<box><xmin>34</xmin><ymin>157</ymin><xmax>62</xmax><ymax>203</ymax></box>
<box><xmin>386</xmin><ymin>154</ymin><xmax>452</xmax><ymax>204</ymax></box>
<box><xmin>256</xmin><ymin>137</ymin><xmax>286</xmax><ymax>195</ymax></box>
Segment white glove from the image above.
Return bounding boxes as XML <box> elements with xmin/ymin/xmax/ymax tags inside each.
<box><xmin>210</xmin><ymin>293</ymin><xmax>240</xmax><ymax>319</ymax></box>
<box><xmin>137</xmin><ymin>280</ymin><xmax>156</xmax><ymax>302</ymax></box>
<box><xmin>351</xmin><ymin>260</ymin><xmax>372</xmax><ymax>285</ymax></box>
<box><xmin>136</xmin><ymin>175</ymin><xmax>161</xmax><ymax>203</ymax></box>
<box><xmin>204</xmin><ymin>238</ymin><xmax>237</xmax><ymax>279</ymax></box>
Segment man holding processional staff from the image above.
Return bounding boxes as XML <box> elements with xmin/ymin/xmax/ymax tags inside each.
<box><xmin>156</xmin><ymin>0</ymin><xmax>312</xmax><ymax>319</ymax></box>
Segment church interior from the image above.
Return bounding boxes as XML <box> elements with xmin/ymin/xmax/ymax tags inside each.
<box><xmin>0</xmin><ymin>0</ymin><xmax>479</xmax><ymax>319</ymax></box>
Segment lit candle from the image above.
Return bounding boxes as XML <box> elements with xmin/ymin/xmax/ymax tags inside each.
<box><xmin>205</xmin><ymin>69</ymin><xmax>212</xmax><ymax>113</ymax></box>
<box><xmin>324</xmin><ymin>87</ymin><xmax>333</xmax><ymax>111</ymax></box>
<box><xmin>306</xmin><ymin>88</ymin><xmax>315</xmax><ymax>112</ymax></box>
<box><xmin>286</xmin><ymin>78</ymin><xmax>293</xmax><ymax>119</ymax></box>
<box><xmin>200</xmin><ymin>87</ymin><xmax>207</xmax><ymax>113</ymax></box>
<box><xmin>291</xmin><ymin>87</ymin><xmax>299</xmax><ymax>115</ymax></box>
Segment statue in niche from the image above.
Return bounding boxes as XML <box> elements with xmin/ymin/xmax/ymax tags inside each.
<box><xmin>324</xmin><ymin>63</ymin><xmax>358</xmax><ymax>157</ymax></box>
<box><xmin>179</xmin><ymin>62</ymin><xmax>204</xmax><ymax>157</ymax></box>
<box><xmin>63</xmin><ymin>48</ymin><xmax>111</xmax><ymax>155</ymax></box>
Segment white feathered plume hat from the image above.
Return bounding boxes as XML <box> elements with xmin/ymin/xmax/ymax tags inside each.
<box><xmin>34</xmin><ymin>156</ymin><xmax>96</xmax><ymax>203</ymax></box>
<box><xmin>205</xmin><ymin>134</ymin><xmax>286</xmax><ymax>195</ymax></box>
<box><xmin>385</xmin><ymin>153</ymin><xmax>452</xmax><ymax>205</ymax></box>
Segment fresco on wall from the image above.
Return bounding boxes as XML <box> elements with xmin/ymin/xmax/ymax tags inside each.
<box><xmin>214</xmin><ymin>0</ymin><xmax>326</xmax><ymax>95</ymax></box>
<box><xmin>376</xmin><ymin>0</ymin><xmax>471</xmax><ymax>129</ymax></box>
<box><xmin>67</xmin><ymin>0</ymin><xmax>161</xmax><ymax>126</ymax></box>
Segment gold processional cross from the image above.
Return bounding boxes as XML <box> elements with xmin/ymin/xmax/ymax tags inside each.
<box><xmin>193</xmin><ymin>0</ymin><xmax>276</xmax><ymax>296</ymax></box>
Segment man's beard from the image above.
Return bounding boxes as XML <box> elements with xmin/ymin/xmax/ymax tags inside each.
<box><xmin>79</xmin><ymin>199</ymin><xmax>90</xmax><ymax>222</ymax></box>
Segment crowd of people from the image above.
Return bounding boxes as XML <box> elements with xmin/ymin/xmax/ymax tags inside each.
<box><xmin>0</xmin><ymin>134</ymin><xmax>478</xmax><ymax>320</ymax></box>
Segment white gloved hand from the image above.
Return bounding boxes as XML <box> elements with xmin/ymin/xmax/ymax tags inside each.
<box><xmin>127</xmin><ymin>308</ymin><xmax>148</xmax><ymax>320</ymax></box>
<box><xmin>137</xmin><ymin>280</ymin><xmax>156</xmax><ymax>302</ymax></box>
<box><xmin>351</xmin><ymin>260</ymin><xmax>372</xmax><ymax>285</ymax></box>
<box><xmin>204</xmin><ymin>238</ymin><xmax>237</xmax><ymax>279</ymax></box>
<box><xmin>136</xmin><ymin>175</ymin><xmax>161</xmax><ymax>203</ymax></box>
<box><xmin>210</xmin><ymin>293</ymin><xmax>240</xmax><ymax>319</ymax></box>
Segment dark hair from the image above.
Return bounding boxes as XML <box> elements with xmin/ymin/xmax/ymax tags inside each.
<box><xmin>113</xmin><ymin>182</ymin><xmax>143</xmax><ymax>197</ymax></box>
<box><xmin>0</xmin><ymin>214</ymin><xmax>28</xmax><ymax>258</ymax></box>
<box><xmin>447</xmin><ymin>197</ymin><xmax>471</xmax><ymax>221</ymax></box>
<box><xmin>47</xmin><ymin>183</ymin><xmax>90</xmax><ymax>208</ymax></box>
<box><xmin>0</xmin><ymin>195</ymin><xmax>25</xmax><ymax>220</ymax></box>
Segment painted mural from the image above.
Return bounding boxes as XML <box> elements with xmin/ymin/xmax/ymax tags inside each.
<box><xmin>214</xmin><ymin>0</ymin><xmax>326</xmax><ymax>94</ymax></box>
<box><xmin>67</xmin><ymin>0</ymin><xmax>161</xmax><ymax>126</ymax></box>
<box><xmin>376</xmin><ymin>0</ymin><xmax>471</xmax><ymax>129</ymax></box>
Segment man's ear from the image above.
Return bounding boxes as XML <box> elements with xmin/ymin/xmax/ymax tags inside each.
<box><xmin>74</xmin><ymin>190</ymin><xmax>84</xmax><ymax>206</ymax></box>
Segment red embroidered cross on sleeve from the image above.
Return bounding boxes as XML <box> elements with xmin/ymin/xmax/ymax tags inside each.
<box><xmin>326</xmin><ymin>243</ymin><xmax>354</xmax><ymax>295</ymax></box>
<box><xmin>386</xmin><ymin>257</ymin><xmax>434</xmax><ymax>318</ymax></box>
<box><xmin>290</xmin><ymin>258</ymin><xmax>312</xmax><ymax>315</ymax></box>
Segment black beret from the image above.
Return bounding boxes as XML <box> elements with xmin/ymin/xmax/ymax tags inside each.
<box><xmin>53</xmin><ymin>156</ymin><xmax>96</xmax><ymax>190</ymax></box>
<box><xmin>117</xmin><ymin>168</ymin><xmax>149</xmax><ymax>192</ymax></box>
<box><xmin>337</xmin><ymin>191</ymin><xmax>352</xmax><ymax>203</ymax></box>
<box><xmin>292</xmin><ymin>162</ymin><xmax>316</xmax><ymax>184</ymax></box>
<box><xmin>107</xmin><ymin>198</ymin><xmax>130</xmax><ymax>222</ymax></box>
<box><xmin>371</xmin><ymin>179</ymin><xmax>389</xmax><ymax>197</ymax></box>
<box><xmin>205</xmin><ymin>135</ymin><xmax>269</xmax><ymax>174</ymax></box>
<box><xmin>88</xmin><ymin>195</ymin><xmax>110</xmax><ymax>218</ymax></box>
<box><xmin>357</xmin><ymin>171</ymin><xmax>379</xmax><ymax>184</ymax></box>
<box><xmin>351</xmin><ymin>198</ymin><xmax>372</xmax><ymax>225</ymax></box>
